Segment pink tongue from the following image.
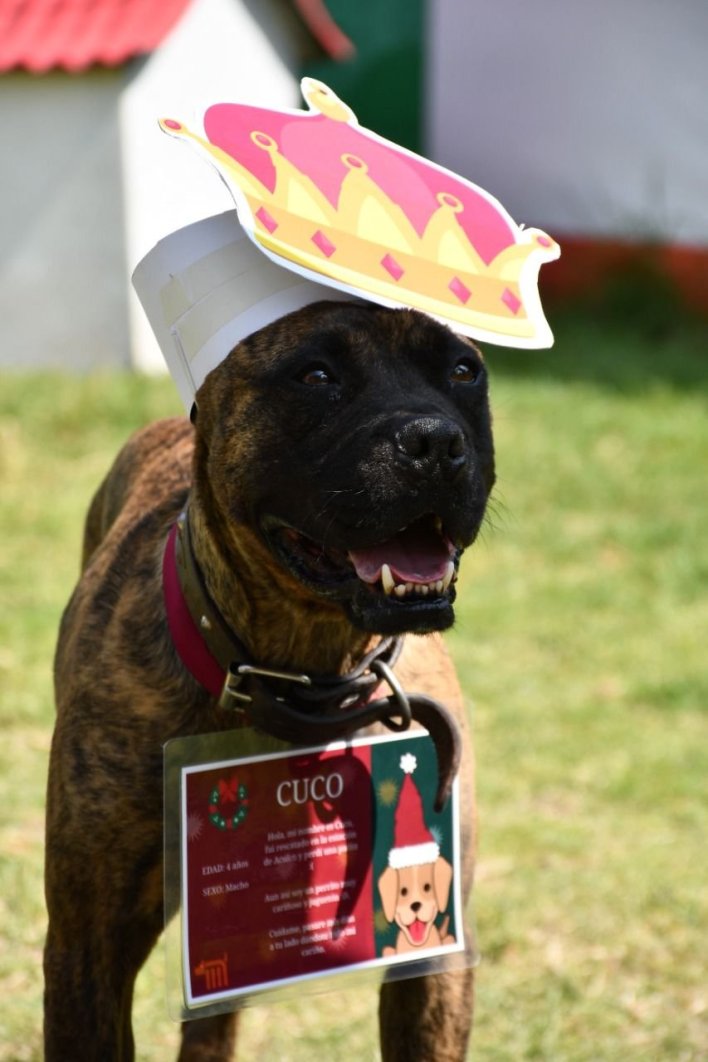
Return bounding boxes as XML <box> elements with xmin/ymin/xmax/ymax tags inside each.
<box><xmin>348</xmin><ymin>524</ymin><xmax>452</xmax><ymax>585</ymax></box>
<box><xmin>409</xmin><ymin>919</ymin><xmax>427</xmax><ymax>945</ymax></box>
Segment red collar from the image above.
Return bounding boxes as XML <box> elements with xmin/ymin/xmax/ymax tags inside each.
<box><xmin>162</xmin><ymin>522</ymin><xmax>225</xmax><ymax>697</ymax></box>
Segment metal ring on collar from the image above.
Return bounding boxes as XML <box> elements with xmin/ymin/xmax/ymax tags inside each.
<box><xmin>370</xmin><ymin>659</ymin><xmax>412</xmax><ymax>732</ymax></box>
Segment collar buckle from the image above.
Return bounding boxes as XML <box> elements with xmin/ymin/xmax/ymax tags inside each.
<box><xmin>218</xmin><ymin>662</ymin><xmax>312</xmax><ymax>711</ymax></box>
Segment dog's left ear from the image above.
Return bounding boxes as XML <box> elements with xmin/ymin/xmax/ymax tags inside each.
<box><xmin>377</xmin><ymin>866</ymin><xmax>399</xmax><ymax>923</ymax></box>
<box><xmin>433</xmin><ymin>856</ymin><xmax>453</xmax><ymax>911</ymax></box>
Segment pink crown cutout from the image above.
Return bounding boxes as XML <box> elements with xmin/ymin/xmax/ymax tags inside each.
<box><xmin>159</xmin><ymin>78</ymin><xmax>560</xmax><ymax>349</ymax></box>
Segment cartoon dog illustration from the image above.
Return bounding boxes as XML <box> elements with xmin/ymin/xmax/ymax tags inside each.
<box><xmin>378</xmin><ymin>753</ymin><xmax>457</xmax><ymax>956</ymax></box>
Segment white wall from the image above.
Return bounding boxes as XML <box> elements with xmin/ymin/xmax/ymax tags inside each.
<box><xmin>120</xmin><ymin>0</ymin><xmax>303</xmax><ymax>372</ymax></box>
<box><xmin>0</xmin><ymin>71</ymin><xmax>129</xmax><ymax>369</ymax></box>
<box><xmin>427</xmin><ymin>0</ymin><xmax>708</xmax><ymax>246</ymax></box>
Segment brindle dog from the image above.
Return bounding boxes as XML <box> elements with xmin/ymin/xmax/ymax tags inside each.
<box><xmin>45</xmin><ymin>301</ymin><xmax>495</xmax><ymax>1061</ymax></box>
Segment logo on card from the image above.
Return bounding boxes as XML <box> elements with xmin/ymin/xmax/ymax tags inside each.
<box><xmin>193</xmin><ymin>953</ymin><xmax>229</xmax><ymax>992</ymax></box>
<box><xmin>208</xmin><ymin>775</ymin><xmax>249</xmax><ymax>831</ymax></box>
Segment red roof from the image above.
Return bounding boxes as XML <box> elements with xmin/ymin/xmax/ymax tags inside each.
<box><xmin>0</xmin><ymin>0</ymin><xmax>194</xmax><ymax>73</ymax></box>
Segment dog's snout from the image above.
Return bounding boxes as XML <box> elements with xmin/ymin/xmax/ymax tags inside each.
<box><xmin>394</xmin><ymin>416</ymin><xmax>467</xmax><ymax>474</ymax></box>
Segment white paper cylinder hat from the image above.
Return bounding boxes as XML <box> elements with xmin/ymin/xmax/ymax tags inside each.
<box><xmin>132</xmin><ymin>210</ymin><xmax>349</xmax><ymax>411</ymax></box>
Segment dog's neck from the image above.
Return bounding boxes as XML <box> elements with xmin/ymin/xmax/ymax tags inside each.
<box><xmin>186</xmin><ymin>500</ymin><xmax>373</xmax><ymax>676</ymax></box>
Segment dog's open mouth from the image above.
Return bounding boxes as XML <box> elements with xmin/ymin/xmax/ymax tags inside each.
<box><xmin>348</xmin><ymin>516</ymin><xmax>457</xmax><ymax>600</ymax></box>
<box><xmin>267</xmin><ymin>514</ymin><xmax>459</xmax><ymax>603</ymax></box>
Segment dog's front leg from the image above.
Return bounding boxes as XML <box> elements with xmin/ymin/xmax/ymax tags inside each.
<box><xmin>43</xmin><ymin>910</ymin><xmax>160</xmax><ymax>1062</ymax></box>
<box><xmin>379</xmin><ymin>966</ymin><xmax>474</xmax><ymax>1061</ymax></box>
<box><xmin>43</xmin><ymin>723</ymin><xmax>166</xmax><ymax>1061</ymax></box>
<box><xmin>178</xmin><ymin>1013</ymin><xmax>240</xmax><ymax>1061</ymax></box>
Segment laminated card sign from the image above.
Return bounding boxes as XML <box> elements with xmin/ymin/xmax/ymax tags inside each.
<box><xmin>166</xmin><ymin>729</ymin><xmax>467</xmax><ymax>1014</ymax></box>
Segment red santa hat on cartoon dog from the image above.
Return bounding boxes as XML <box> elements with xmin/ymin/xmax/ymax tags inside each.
<box><xmin>388</xmin><ymin>752</ymin><xmax>440</xmax><ymax>870</ymax></box>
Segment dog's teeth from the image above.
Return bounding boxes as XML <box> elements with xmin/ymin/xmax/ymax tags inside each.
<box><xmin>381</xmin><ymin>563</ymin><xmax>395</xmax><ymax>595</ymax></box>
<box><xmin>385</xmin><ymin>574</ymin><xmax>452</xmax><ymax>600</ymax></box>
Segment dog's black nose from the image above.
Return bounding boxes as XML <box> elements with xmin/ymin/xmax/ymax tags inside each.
<box><xmin>410</xmin><ymin>901</ymin><xmax>423</xmax><ymax>913</ymax></box>
<box><xmin>394</xmin><ymin>416</ymin><xmax>467</xmax><ymax>475</ymax></box>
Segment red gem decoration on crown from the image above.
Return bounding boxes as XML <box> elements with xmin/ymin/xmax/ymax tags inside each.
<box><xmin>158</xmin><ymin>79</ymin><xmax>560</xmax><ymax>349</ymax></box>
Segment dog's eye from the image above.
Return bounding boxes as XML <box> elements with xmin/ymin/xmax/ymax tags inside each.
<box><xmin>298</xmin><ymin>364</ymin><xmax>335</xmax><ymax>386</ymax></box>
<box><xmin>400</xmin><ymin>887</ymin><xmax>408</xmax><ymax>898</ymax></box>
<box><xmin>423</xmin><ymin>883</ymin><xmax>432</xmax><ymax>893</ymax></box>
<box><xmin>450</xmin><ymin>358</ymin><xmax>479</xmax><ymax>384</ymax></box>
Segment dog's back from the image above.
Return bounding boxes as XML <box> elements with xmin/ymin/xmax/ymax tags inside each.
<box><xmin>80</xmin><ymin>418</ymin><xmax>193</xmax><ymax>570</ymax></box>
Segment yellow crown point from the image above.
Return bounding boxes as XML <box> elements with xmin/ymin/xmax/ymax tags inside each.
<box><xmin>250</xmin><ymin>131</ymin><xmax>335</xmax><ymax>225</ymax></box>
<box><xmin>337</xmin><ymin>154</ymin><xmax>419</xmax><ymax>253</ymax></box>
<box><xmin>492</xmin><ymin>228</ymin><xmax>559</xmax><ymax>282</ymax></box>
<box><xmin>159</xmin><ymin>118</ymin><xmax>267</xmax><ymax>201</ymax></box>
<box><xmin>421</xmin><ymin>193</ymin><xmax>488</xmax><ymax>274</ymax></box>
<box><xmin>301</xmin><ymin>77</ymin><xmax>355</xmax><ymax>123</ymax></box>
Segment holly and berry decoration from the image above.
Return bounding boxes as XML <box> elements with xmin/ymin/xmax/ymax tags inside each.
<box><xmin>209</xmin><ymin>775</ymin><xmax>249</xmax><ymax>830</ymax></box>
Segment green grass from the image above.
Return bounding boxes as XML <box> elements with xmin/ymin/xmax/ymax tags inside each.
<box><xmin>1</xmin><ymin>292</ymin><xmax>706</xmax><ymax>1060</ymax></box>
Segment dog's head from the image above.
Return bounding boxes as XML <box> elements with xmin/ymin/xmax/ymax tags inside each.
<box><xmin>378</xmin><ymin>858</ymin><xmax>453</xmax><ymax>947</ymax></box>
<box><xmin>193</xmin><ymin>301</ymin><xmax>495</xmax><ymax>636</ymax></box>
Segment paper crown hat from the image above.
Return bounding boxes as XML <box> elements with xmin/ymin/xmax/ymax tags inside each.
<box><xmin>133</xmin><ymin>78</ymin><xmax>560</xmax><ymax>408</ymax></box>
